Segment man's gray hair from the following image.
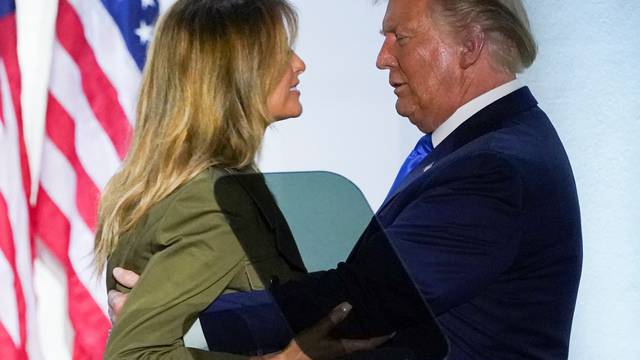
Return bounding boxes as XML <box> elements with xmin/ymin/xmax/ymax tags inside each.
<box><xmin>435</xmin><ymin>0</ymin><xmax>537</xmax><ymax>73</ymax></box>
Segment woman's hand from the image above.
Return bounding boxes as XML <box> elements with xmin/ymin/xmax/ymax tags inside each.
<box><xmin>259</xmin><ymin>302</ymin><xmax>394</xmax><ymax>360</ymax></box>
<box><xmin>111</xmin><ymin>268</ymin><xmax>393</xmax><ymax>359</ymax></box>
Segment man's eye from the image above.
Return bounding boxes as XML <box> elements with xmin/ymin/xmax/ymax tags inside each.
<box><xmin>396</xmin><ymin>34</ymin><xmax>409</xmax><ymax>44</ymax></box>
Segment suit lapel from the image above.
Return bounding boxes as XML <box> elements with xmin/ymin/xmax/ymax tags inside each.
<box><xmin>379</xmin><ymin>149</ymin><xmax>441</xmax><ymax>210</ymax></box>
<box><xmin>378</xmin><ymin>87</ymin><xmax>538</xmax><ymax>215</ymax></box>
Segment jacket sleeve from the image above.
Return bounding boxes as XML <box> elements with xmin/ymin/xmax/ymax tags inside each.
<box><xmin>104</xmin><ymin>176</ymin><xmax>249</xmax><ymax>360</ymax></box>
<box><xmin>384</xmin><ymin>151</ymin><xmax>524</xmax><ymax>315</ymax></box>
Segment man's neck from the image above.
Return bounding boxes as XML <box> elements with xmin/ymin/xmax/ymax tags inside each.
<box><xmin>458</xmin><ymin>72</ymin><xmax>516</xmax><ymax>113</ymax></box>
<box><xmin>427</xmin><ymin>70</ymin><xmax>515</xmax><ymax>131</ymax></box>
<box><xmin>431</xmin><ymin>78</ymin><xmax>523</xmax><ymax>148</ymax></box>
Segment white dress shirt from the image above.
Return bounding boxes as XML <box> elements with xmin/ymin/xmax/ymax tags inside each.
<box><xmin>431</xmin><ymin>79</ymin><xmax>525</xmax><ymax>148</ymax></box>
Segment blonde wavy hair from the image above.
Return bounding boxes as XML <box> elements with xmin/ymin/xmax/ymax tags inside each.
<box><xmin>94</xmin><ymin>0</ymin><xmax>298</xmax><ymax>272</ymax></box>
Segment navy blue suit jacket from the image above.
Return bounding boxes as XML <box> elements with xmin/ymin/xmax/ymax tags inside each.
<box><xmin>362</xmin><ymin>87</ymin><xmax>582</xmax><ymax>359</ymax></box>
<box><xmin>199</xmin><ymin>87</ymin><xmax>582</xmax><ymax>359</ymax></box>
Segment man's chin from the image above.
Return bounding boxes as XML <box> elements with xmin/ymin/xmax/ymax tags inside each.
<box><xmin>395</xmin><ymin>104</ymin><xmax>432</xmax><ymax>133</ymax></box>
<box><xmin>395</xmin><ymin>102</ymin><xmax>412</xmax><ymax>119</ymax></box>
<box><xmin>395</xmin><ymin>103</ymin><xmax>419</xmax><ymax>123</ymax></box>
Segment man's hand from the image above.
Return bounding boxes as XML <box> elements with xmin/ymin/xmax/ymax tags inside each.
<box><xmin>107</xmin><ymin>267</ymin><xmax>140</xmax><ymax>323</ymax></box>
<box><xmin>110</xmin><ymin>269</ymin><xmax>392</xmax><ymax>359</ymax></box>
<box><xmin>271</xmin><ymin>302</ymin><xmax>394</xmax><ymax>360</ymax></box>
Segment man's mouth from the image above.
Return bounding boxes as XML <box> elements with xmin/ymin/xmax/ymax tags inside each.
<box><xmin>393</xmin><ymin>83</ymin><xmax>406</xmax><ymax>95</ymax></box>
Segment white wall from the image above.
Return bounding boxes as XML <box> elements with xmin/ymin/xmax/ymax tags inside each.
<box><xmin>259</xmin><ymin>0</ymin><xmax>420</xmax><ymax>210</ymax></box>
<box><xmin>520</xmin><ymin>1</ymin><xmax>640</xmax><ymax>358</ymax></box>
<box><xmin>15</xmin><ymin>0</ymin><xmax>640</xmax><ymax>359</ymax></box>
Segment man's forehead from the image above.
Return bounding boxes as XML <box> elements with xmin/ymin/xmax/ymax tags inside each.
<box><xmin>382</xmin><ymin>0</ymin><xmax>431</xmax><ymax>31</ymax></box>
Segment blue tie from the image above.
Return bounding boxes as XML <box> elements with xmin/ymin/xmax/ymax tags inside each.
<box><xmin>386</xmin><ymin>134</ymin><xmax>434</xmax><ymax>200</ymax></box>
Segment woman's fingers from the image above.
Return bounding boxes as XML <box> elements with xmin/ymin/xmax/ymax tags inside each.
<box><xmin>290</xmin><ymin>302</ymin><xmax>393</xmax><ymax>359</ymax></box>
<box><xmin>341</xmin><ymin>332</ymin><xmax>396</xmax><ymax>354</ymax></box>
<box><xmin>313</xmin><ymin>302</ymin><xmax>353</xmax><ymax>335</ymax></box>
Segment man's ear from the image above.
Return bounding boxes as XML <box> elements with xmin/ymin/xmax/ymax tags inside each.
<box><xmin>460</xmin><ymin>25</ymin><xmax>485</xmax><ymax>69</ymax></box>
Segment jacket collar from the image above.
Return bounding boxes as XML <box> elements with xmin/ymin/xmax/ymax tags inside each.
<box><xmin>433</xmin><ymin>86</ymin><xmax>537</xmax><ymax>160</ymax></box>
<box><xmin>379</xmin><ymin>87</ymin><xmax>538</xmax><ymax>212</ymax></box>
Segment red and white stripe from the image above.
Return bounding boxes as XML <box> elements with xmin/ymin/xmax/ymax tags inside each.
<box><xmin>0</xmin><ymin>10</ymin><xmax>41</xmax><ymax>360</ymax></box>
<box><xmin>33</xmin><ymin>0</ymin><xmax>144</xmax><ymax>359</ymax></box>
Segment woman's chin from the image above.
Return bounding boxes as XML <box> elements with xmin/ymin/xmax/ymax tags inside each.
<box><xmin>272</xmin><ymin>107</ymin><xmax>303</xmax><ymax>122</ymax></box>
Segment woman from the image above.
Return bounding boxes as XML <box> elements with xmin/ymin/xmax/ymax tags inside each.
<box><xmin>95</xmin><ymin>0</ymin><xmax>347</xmax><ymax>358</ymax></box>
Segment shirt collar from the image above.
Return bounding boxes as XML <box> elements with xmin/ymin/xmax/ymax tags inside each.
<box><xmin>431</xmin><ymin>79</ymin><xmax>524</xmax><ymax>148</ymax></box>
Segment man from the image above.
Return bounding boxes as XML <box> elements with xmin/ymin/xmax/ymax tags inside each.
<box><xmin>110</xmin><ymin>0</ymin><xmax>582</xmax><ymax>358</ymax></box>
<box><xmin>364</xmin><ymin>1</ymin><xmax>582</xmax><ymax>358</ymax></box>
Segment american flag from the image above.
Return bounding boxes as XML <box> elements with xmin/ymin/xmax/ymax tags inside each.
<box><xmin>0</xmin><ymin>1</ymin><xmax>41</xmax><ymax>359</ymax></box>
<box><xmin>33</xmin><ymin>0</ymin><xmax>161</xmax><ymax>359</ymax></box>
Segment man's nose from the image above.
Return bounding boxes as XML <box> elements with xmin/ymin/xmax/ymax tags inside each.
<box><xmin>376</xmin><ymin>38</ymin><xmax>396</xmax><ymax>70</ymax></box>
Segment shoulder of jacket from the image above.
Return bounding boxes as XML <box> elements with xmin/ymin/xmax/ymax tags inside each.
<box><xmin>142</xmin><ymin>169</ymin><xmax>219</xmax><ymax>226</ymax></box>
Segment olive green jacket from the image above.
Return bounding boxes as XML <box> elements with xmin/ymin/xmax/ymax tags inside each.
<box><xmin>104</xmin><ymin>167</ymin><xmax>306</xmax><ymax>359</ymax></box>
